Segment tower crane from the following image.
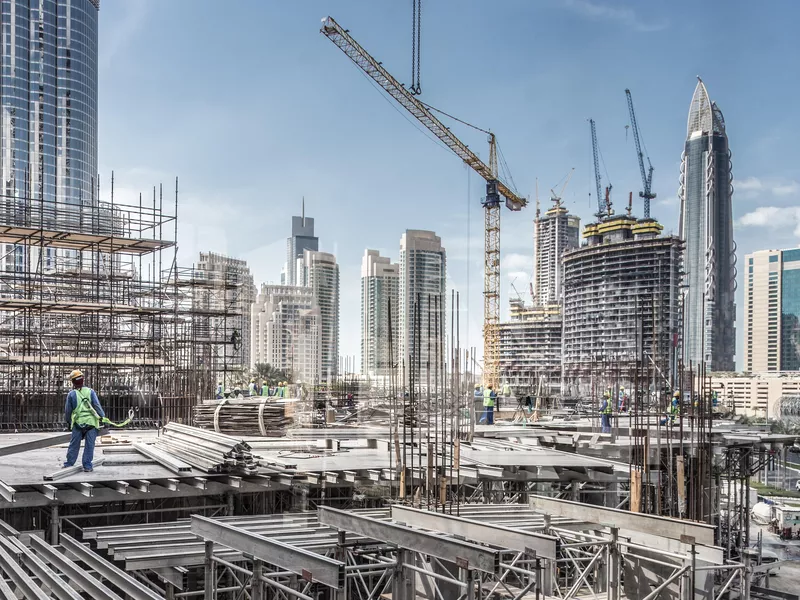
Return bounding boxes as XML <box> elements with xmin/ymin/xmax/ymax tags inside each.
<box><xmin>321</xmin><ymin>16</ymin><xmax>526</xmax><ymax>388</ymax></box>
<box><xmin>589</xmin><ymin>119</ymin><xmax>609</xmax><ymax>218</ymax></box>
<box><xmin>549</xmin><ymin>168</ymin><xmax>574</xmax><ymax>208</ymax></box>
<box><xmin>625</xmin><ymin>89</ymin><xmax>656</xmax><ymax>219</ymax></box>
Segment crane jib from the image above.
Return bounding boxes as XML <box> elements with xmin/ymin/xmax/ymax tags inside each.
<box><xmin>321</xmin><ymin>16</ymin><xmax>526</xmax><ymax>209</ymax></box>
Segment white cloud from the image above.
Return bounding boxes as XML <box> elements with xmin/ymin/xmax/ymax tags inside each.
<box><xmin>738</xmin><ymin>206</ymin><xmax>800</xmax><ymax>237</ymax></box>
<box><xmin>558</xmin><ymin>0</ymin><xmax>668</xmax><ymax>33</ymax></box>
<box><xmin>773</xmin><ymin>181</ymin><xmax>800</xmax><ymax>197</ymax></box>
<box><xmin>502</xmin><ymin>252</ymin><xmax>532</xmax><ymax>273</ymax></box>
<box><xmin>735</xmin><ymin>176</ymin><xmax>800</xmax><ymax>200</ymax></box>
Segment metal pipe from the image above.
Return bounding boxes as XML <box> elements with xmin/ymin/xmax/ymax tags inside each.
<box><xmin>639</xmin><ymin>566</ymin><xmax>689</xmax><ymax>600</ymax></box>
<box><xmin>403</xmin><ymin>562</ymin><xmax>468</xmax><ymax>588</ymax></box>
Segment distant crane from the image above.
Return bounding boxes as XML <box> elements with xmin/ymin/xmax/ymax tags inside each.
<box><xmin>589</xmin><ymin>119</ymin><xmax>611</xmax><ymax>218</ymax></box>
<box><xmin>625</xmin><ymin>89</ymin><xmax>656</xmax><ymax>219</ymax></box>
<box><xmin>549</xmin><ymin>167</ymin><xmax>574</xmax><ymax>208</ymax></box>
<box><xmin>320</xmin><ymin>16</ymin><xmax>526</xmax><ymax>389</ymax></box>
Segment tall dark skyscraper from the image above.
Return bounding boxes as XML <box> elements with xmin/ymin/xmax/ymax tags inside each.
<box><xmin>1</xmin><ymin>0</ymin><xmax>99</xmax><ymax>214</ymax></box>
<box><xmin>284</xmin><ymin>199</ymin><xmax>318</xmax><ymax>286</ymax></box>
<box><xmin>679</xmin><ymin>77</ymin><xmax>736</xmax><ymax>371</ymax></box>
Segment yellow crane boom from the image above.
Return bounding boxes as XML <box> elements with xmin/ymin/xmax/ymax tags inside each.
<box><xmin>320</xmin><ymin>16</ymin><xmax>526</xmax><ymax>388</ymax></box>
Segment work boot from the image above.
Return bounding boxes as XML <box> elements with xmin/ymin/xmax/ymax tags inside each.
<box><xmin>62</xmin><ymin>463</ymin><xmax>73</xmax><ymax>468</ymax></box>
<box><xmin>83</xmin><ymin>466</ymin><xmax>93</xmax><ymax>473</ymax></box>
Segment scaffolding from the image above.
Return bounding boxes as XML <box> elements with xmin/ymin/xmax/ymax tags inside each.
<box><xmin>0</xmin><ymin>179</ymin><xmax>241</xmax><ymax>430</ymax></box>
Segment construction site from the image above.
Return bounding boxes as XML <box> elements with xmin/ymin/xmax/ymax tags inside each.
<box><xmin>0</xmin><ymin>4</ymin><xmax>798</xmax><ymax>600</ymax></box>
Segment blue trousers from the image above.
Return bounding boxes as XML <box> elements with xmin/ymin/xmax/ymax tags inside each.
<box><xmin>65</xmin><ymin>425</ymin><xmax>98</xmax><ymax>470</ymax></box>
<box><xmin>601</xmin><ymin>414</ymin><xmax>611</xmax><ymax>433</ymax></box>
<box><xmin>482</xmin><ymin>405</ymin><xmax>494</xmax><ymax>425</ymax></box>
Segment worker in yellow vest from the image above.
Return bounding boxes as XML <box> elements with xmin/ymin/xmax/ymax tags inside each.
<box><xmin>482</xmin><ymin>385</ymin><xmax>497</xmax><ymax>425</ymax></box>
<box><xmin>63</xmin><ymin>369</ymin><xmax>106</xmax><ymax>472</ymax></box>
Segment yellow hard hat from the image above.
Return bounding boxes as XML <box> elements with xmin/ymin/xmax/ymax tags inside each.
<box><xmin>68</xmin><ymin>369</ymin><xmax>83</xmax><ymax>381</ymax></box>
<box><xmin>474</xmin><ymin>384</ymin><xmax>481</xmax><ymax>389</ymax></box>
<box><xmin>250</xmin><ymin>379</ymin><xmax>255</xmax><ymax>383</ymax></box>
<box><xmin>673</xmin><ymin>390</ymin><xmax>681</xmax><ymax>398</ymax></box>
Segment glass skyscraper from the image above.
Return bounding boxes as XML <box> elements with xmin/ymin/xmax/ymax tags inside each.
<box><xmin>283</xmin><ymin>200</ymin><xmax>318</xmax><ymax>286</ymax></box>
<box><xmin>678</xmin><ymin>77</ymin><xmax>736</xmax><ymax>371</ymax></box>
<box><xmin>1</xmin><ymin>0</ymin><xmax>99</xmax><ymax>223</ymax></box>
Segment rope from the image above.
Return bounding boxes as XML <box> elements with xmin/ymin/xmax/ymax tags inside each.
<box><xmin>101</xmin><ymin>408</ymin><xmax>135</xmax><ymax>428</ymax></box>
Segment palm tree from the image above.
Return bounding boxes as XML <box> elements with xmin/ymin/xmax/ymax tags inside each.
<box><xmin>252</xmin><ymin>363</ymin><xmax>288</xmax><ymax>385</ymax></box>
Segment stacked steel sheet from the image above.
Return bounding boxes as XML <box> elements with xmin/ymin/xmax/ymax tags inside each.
<box><xmin>154</xmin><ymin>423</ymin><xmax>258</xmax><ymax>475</ymax></box>
<box><xmin>192</xmin><ymin>398</ymin><xmax>294</xmax><ymax>436</ymax></box>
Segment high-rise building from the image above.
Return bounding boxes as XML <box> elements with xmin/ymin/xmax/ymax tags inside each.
<box><xmin>251</xmin><ymin>284</ymin><xmax>320</xmax><ymax>385</ymax></box>
<box><xmin>399</xmin><ymin>230</ymin><xmax>446</xmax><ymax>386</ymax></box>
<box><xmin>196</xmin><ymin>252</ymin><xmax>256</xmax><ymax>373</ymax></box>
<box><xmin>284</xmin><ymin>200</ymin><xmax>318</xmax><ymax>286</ymax></box>
<box><xmin>562</xmin><ymin>217</ymin><xmax>683</xmax><ymax>392</ymax></box>
<box><xmin>1</xmin><ymin>0</ymin><xmax>99</xmax><ymax>215</ymax></box>
<box><xmin>361</xmin><ymin>249</ymin><xmax>400</xmax><ymax>379</ymax></box>
<box><xmin>533</xmin><ymin>198</ymin><xmax>580</xmax><ymax>307</ymax></box>
<box><xmin>499</xmin><ymin>301</ymin><xmax>562</xmax><ymax>390</ymax></box>
<box><xmin>744</xmin><ymin>248</ymin><xmax>800</xmax><ymax>372</ymax></box>
<box><xmin>679</xmin><ymin>77</ymin><xmax>736</xmax><ymax>371</ymax></box>
<box><xmin>300</xmin><ymin>250</ymin><xmax>339</xmax><ymax>382</ymax></box>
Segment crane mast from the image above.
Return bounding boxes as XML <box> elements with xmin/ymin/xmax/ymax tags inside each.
<box><xmin>589</xmin><ymin>119</ymin><xmax>605</xmax><ymax>218</ymax></box>
<box><xmin>625</xmin><ymin>89</ymin><xmax>656</xmax><ymax>219</ymax></box>
<box><xmin>320</xmin><ymin>16</ymin><xmax>526</xmax><ymax>388</ymax></box>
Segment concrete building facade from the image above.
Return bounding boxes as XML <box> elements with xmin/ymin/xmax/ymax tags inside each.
<box><xmin>533</xmin><ymin>200</ymin><xmax>580</xmax><ymax>307</ymax></box>
<box><xmin>399</xmin><ymin>230</ymin><xmax>446</xmax><ymax>387</ymax></box>
<box><xmin>361</xmin><ymin>249</ymin><xmax>400</xmax><ymax>379</ymax></box>
<box><xmin>709</xmin><ymin>372</ymin><xmax>800</xmax><ymax>418</ymax></box>
<box><xmin>300</xmin><ymin>250</ymin><xmax>339</xmax><ymax>382</ymax></box>
<box><xmin>745</xmin><ymin>248</ymin><xmax>800</xmax><ymax>372</ymax></box>
<box><xmin>562</xmin><ymin>218</ymin><xmax>683</xmax><ymax>391</ymax></box>
<box><xmin>196</xmin><ymin>252</ymin><xmax>257</xmax><ymax>374</ymax></box>
<box><xmin>499</xmin><ymin>301</ymin><xmax>562</xmax><ymax>391</ymax></box>
<box><xmin>251</xmin><ymin>284</ymin><xmax>320</xmax><ymax>385</ymax></box>
<box><xmin>679</xmin><ymin>77</ymin><xmax>736</xmax><ymax>371</ymax></box>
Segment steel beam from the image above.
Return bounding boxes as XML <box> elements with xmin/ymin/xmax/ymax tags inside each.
<box><xmin>319</xmin><ymin>506</ymin><xmax>500</xmax><ymax>574</ymax></box>
<box><xmin>191</xmin><ymin>515</ymin><xmax>345</xmax><ymax>589</ymax></box>
<box><xmin>0</xmin><ymin>480</ymin><xmax>15</xmax><ymax>503</ymax></box>
<box><xmin>33</xmin><ymin>484</ymin><xmax>59</xmax><ymax>500</ymax></box>
<box><xmin>2</xmin><ymin>537</ymin><xmax>84</xmax><ymax>600</ymax></box>
<box><xmin>0</xmin><ymin>540</ymin><xmax>49</xmax><ymax>600</ymax></box>
<box><xmin>530</xmin><ymin>495</ymin><xmax>715</xmax><ymax>546</ymax></box>
<box><xmin>43</xmin><ymin>457</ymin><xmax>105</xmax><ymax>481</ymax></box>
<box><xmin>0</xmin><ymin>433</ymin><xmax>72</xmax><ymax>457</ymax></box>
<box><xmin>133</xmin><ymin>442</ymin><xmax>192</xmax><ymax>473</ymax></box>
<box><xmin>28</xmin><ymin>535</ymin><xmax>124</xmax><ymax>600</ymax></box>
<box><xmin>391</xmin><ymin>505</ymin><xmax>557</xmax><ymax>560</ymax></box>
<box><xmin>60</xmin><ymin>534</ymin><xmax>164</xmax><ymax>600</ymax></box>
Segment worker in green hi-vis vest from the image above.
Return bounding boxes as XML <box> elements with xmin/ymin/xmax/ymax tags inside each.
<box><xmin>63</xmin><ymin>369</ymin><xmax>106</xmax><ymax>472</ymax></box>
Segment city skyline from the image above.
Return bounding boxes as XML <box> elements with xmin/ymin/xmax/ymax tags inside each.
<box><xmin>95</xmin><ymin>2</ymin><xmax>800</xmax><ymax>368</ymax></box>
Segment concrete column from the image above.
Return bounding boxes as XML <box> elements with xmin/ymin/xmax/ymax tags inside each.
<box><xmin>226</xmin><ymin>491</ymin><xmax>235</xmax><ymax>516</ymax></box>
<box><xmin>165</xmin><ymin>583</ymin><xmax>175</xmax><ymax>600</ymax></box>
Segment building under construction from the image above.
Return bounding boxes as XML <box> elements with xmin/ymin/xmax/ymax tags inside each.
<box><xmin>499</xmin><ymin>301</ymin><xmax>562</xmax><ymax>390</ymax></box>
<box><xmin>562</xmin><ymin>216</ymin><xmax>683</xmax><ymax>394</ymax></box>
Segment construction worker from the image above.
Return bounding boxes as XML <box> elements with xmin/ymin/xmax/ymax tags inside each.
<box><xmin>600</xmin><ymin>391</ymin><xmax>612</xmax><ymax>433</ymax></box>
<box><xmin>618</xmin><ymin>386</ymin><xmax>628</xmax><ymax>413</ymax></box>
<box><xmin>482</xmin><ymin>385</ymin><xmax>496</xmax><ymax>425</ymax></box>
<box><xmin>232</xmin><ymin>385</ymin><xmax>241</xmax><ymax>398</ymax></box>
<box><xmin>63</xmin><ymin>369</ymin><xmax>105</xmax><ymax>472</ymax></box>
<box><xmin>223</xmin><ymin>387</ymin><xmax>231</xmax><ymax>399</ymax></box>
<box><xmin>661</xmin><ymin>391</ymin><xmax>681</xmax><ymax>425</ymax></box>
<box><xmin>501</xmin><ymin>381</ymin><xmax>511</xmax><ymax>411</ymax></box>
<box><xmin>248</xmin><ymin>379</ymin><xmax>257</xmax><ymax>396</ymax></box>
<box><xmin>261</xmin><ymin>380</ymin><xmax>269</xmax><ymax>396</ymax></box>
<box><xmin>216</xmin><ymin>382</ymin><xmax>223</xmax><ymax>399</ymax></box>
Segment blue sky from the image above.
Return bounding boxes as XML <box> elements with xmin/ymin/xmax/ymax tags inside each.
<box><xmin>98</xmin><ymin>0</ymin><xmax>800</xmax><ymax>368</ymax></box>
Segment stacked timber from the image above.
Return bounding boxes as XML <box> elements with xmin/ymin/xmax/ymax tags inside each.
<box><xmin>153</xmin><ymin>422</ymin><xmax>258</xmax><ymax>475</ymax></box>
<box><xmin>192</xmin><ymin>397</ymin><xmax>295</xmax><ymax>436</ymax></box>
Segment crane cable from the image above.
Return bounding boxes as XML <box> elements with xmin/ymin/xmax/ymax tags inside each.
<box><xmin>411</xmin><ymin>0</ymin><xmax>422</xmax><ymax>94</ymax></box>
